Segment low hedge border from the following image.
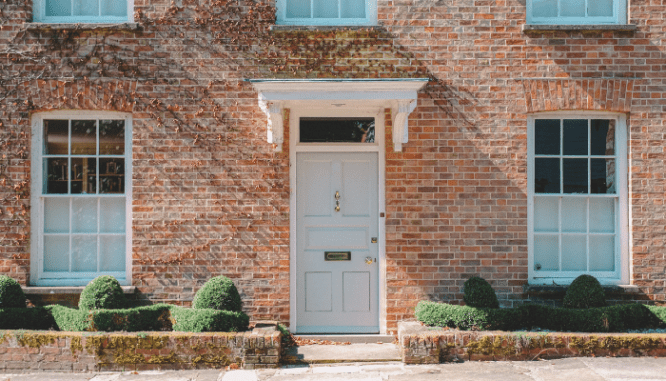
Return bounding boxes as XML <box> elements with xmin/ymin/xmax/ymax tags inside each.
<box><xmin>415</xmin><ymin>301</ymin><xmax>666</xmax><ymax>332</ymax></box>
<box><xmin>0</xmin><ymin>304</ymin><xmax>249</xmax><ymax>333</ymax></box>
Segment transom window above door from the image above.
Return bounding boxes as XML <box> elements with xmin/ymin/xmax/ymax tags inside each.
<box><xmin>34</xmin><ymin>0</ymin><xmax>131</xmax><ymax>23</ymax></box>
<box><xmin>300</xmin><ymin>118</ymin><xmax>375</xmax><ymax>143</ymax></box>
<box><xmin>527</xmin><ymin>0</ymin><xmax>626</xmax><ymax>25</ymax></box>
<box><xmin>276</xmin><ymin>0</ymin><xmax>377</xmax><ymax>25</ymax></box>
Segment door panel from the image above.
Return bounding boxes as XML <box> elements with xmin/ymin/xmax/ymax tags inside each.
<box><xmin>296</xmin><ymin>152</ymin><xmax>379</xmax><ymax>333</ymax></box>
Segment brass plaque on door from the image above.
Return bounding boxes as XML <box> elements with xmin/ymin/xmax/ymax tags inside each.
<box><xmin>325</xmin><ymin>251</ymin><xmax>351</xmax><ymax>261</ymax></box>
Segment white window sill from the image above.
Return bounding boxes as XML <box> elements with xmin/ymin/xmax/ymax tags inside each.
<box><xmin>25</xmin><ymin>22</ymin><xmax>139</xmax><ymax>31</ymax></box>
<box><xmin>523</xmin><ymin>24</ymin><xmax>637</xmax><ymax>32</ymax></box>
<box><xmin>270</xmin><ymin>25</ymin><xmax>379</xmax><ymax>31</ymax></box>
<box><xmin>22</xmin><ymin>286</ymin><xmax>136</xmax><ymax>294</ymax></box>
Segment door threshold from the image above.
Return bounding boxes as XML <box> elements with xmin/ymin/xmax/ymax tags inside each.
<box><xmin>293</xmin><ymin>334</ymin><xmax>395</xmax><ymax>344</ymax></box>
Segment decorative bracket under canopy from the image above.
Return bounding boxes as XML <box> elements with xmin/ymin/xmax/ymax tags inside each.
<box><xmin>250</xmin><ymin>78</ymin><xmax>428</xmax><ymax>152</ymax></box>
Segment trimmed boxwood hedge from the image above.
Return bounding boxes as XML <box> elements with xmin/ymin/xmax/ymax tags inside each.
<box><xmin>415</xmin><ymin>301</ymin><xmax>666</xmax><ymax>333</ymax></box>
<box><xmin>0</xmin><ymin>304</ymin><xmax>249</xmax><ymax>332</ymax></box>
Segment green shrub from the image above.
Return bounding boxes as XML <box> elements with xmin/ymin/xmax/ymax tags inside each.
<box><xmin>170</xmin><ymin>305</ymin><xmax>249</xmax><ymax>332</ymax></box>
<box><xmin>462</xmin><ymin>276</ymin><xmax>499</xmax><ymax>309</ymax></box>
<box><xmin>563</xmin><ymin>274</ymin><xmax>607</xmax><ymax>309</ymax></box>
<box><xmin>192</xmin><ymin>276</ymin><xmax>242</xmax><ymax>312</ymax></box>
<box><xmin>48</xmin><ymin>304</ymin><xmax>172</xmax><ymax>332</ymax></box>
<box><xmin>78</xmin><ymin>275</ymin><xmax>126</xmax><ymax>310</ymax></box>
<box><xmin>416</xmin><ymin>301</ymin><xmax>666</xmax><ymax>333</ymax></box>
<box><xmin>0</xmin><ymin>275</ymin><xmax>26</xmax><ymax>308</ymax></box>
<box><xmin>415</xmin><ymin>301</ymin><xmax>526</xmax><ymax>331</ymax></box>
<box><xmin>0</xmin><ymin>307</ymin><xmax>55</xmax><ymax>330</ymax></box>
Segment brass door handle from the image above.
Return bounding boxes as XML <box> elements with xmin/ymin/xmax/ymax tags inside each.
<box><xmin>335</xmin><ymin>191</ymin><xmax>340</xmax><ymax>212</ymax></box>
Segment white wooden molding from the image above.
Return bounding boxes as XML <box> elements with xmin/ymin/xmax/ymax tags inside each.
<box><xmin>251</xmin><ymin>79</ymin><xmax>427</xmax><ymax>152</ymax></box>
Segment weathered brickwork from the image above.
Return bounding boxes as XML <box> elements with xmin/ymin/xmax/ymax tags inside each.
<box><xmin>0</xmin><ymin>0</ymin><xmax>665</xmax><ymax>333</ymax></box>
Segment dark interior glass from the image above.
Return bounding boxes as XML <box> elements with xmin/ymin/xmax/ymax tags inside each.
<box><xmin>100</xmin><ymin>158</ymin><xmax>124</xmax><ymax>193</ymax></box>
<box><xmin>591</xmin><ymin>119</ymin><xmax>614</xmax><ymax>155</ymax></box>
<box><xmin>535</xmin><ymin>119</ymin><xmax>560</xmax><ymax>155</ymax></box>
<box><xmin>563</xmin><ymin>119</ymin><xmax>588</xmax><ymax>155</ymax></box>
<box><xmin>71</xmin><ymin>157</ymin><xmax>96</xmax><ymax>194</ymax></box>
<box><xmin>46</xmin><ymin>158</ymin><xmax>68</xmax><ymax>194</ymax></box>
<box><xmin>71</xmin><ymin>120</ymin><xmax>97</xmax><ymax>155</ymax></box>
<box><xmin>44</xmin><ymin>120</ymin><xmax>69</xmax><ymax>155</ymax></box>
<box><xmin>563</xmin><ymin>158</ymin><xmax>588</xmax><ymax>193</ymax></box>
<box><xmin>591</xmin><ymin>158</ymin><xmax>615</xmax><ymax>194</ymax></box>
<box><xmin>535</xmin><ymin>158</ymin><xmax>560</xmax><ymax>193</ymax></box>
<box><xmin>300</xmin><ymin>118</ymin><xmax>375</xmax><ymax>143</ymax></box>
<box><xmin>100</xmin><ymin>120</ymin><xmax>125</xmax><ymax>155</ymax></box>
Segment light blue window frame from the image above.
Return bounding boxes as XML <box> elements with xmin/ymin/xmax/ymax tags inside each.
<box><xmin>276</xmin><ymin>0</ymin><xmax>377</xmax><ymax>26</ymax></box>
<box><xmin>527</xmin><ymin>0</ymin><xmax>627</xmax><ymax>25</ymax></box>
<box><xmin>33</xmin><ymin>0</ymin><xmax>133</xmax><ymax>23</ymax></box>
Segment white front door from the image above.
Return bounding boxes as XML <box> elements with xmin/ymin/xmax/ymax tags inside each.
<box><xmin>296</xmin><ymin>152</ymin><xmax>379</xmax><ymax>333</ymax></box>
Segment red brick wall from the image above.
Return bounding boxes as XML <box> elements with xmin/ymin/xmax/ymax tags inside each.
<box><xmin>0</xmin><ymin>0</ymin><xmax>665</xmax><ymax>332</ymax></box>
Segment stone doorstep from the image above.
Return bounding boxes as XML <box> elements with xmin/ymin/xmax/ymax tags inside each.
<box><xmin>294</xmin><ymin>334</ymin><xmax>395</xmax><ymax>344</ymax></box>
<box><xmin>398</xmin><ymin>322</ymin><xmax>666</xmax><ymax>363</ymax></box>
<box><xmin>285</xmin><ymin>343</ymin><xmax>401</xmax><ymax>364</ymax></box>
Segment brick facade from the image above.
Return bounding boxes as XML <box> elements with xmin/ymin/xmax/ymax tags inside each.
<box><xmin>1</xmin><ymin>0</ymin><xmax>665</xmax><ymax>333</ymax></box>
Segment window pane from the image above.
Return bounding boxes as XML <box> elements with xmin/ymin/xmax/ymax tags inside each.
<box><xmin>563</xmin><ymin>119</ymin><xmax>588</xmax><ymax>155</ymax></box>
<box><xmin>45</xmin><ymin>0</ymin><xmax>71</xmax><ymax>16</ymax></box>
<box><xmin>588</xmin><ymin>0</ymin><xmax>613</xmax><ymax>16</ymax></box>
<box><xmin>532</xmin><ymin>0</ymin><xmax>557</xmax><ymax>17</ymax></box>
<box><xmin>534</xmin><ymin>235</ymin><xmax>559</xmax><ymax>271</ymax></box>
<box><xmin>72</xmin><ymin>198</ymin><xmax>97</xmax><ymax>233</ymax></box>
<box><xmin>562</xmin><ymin>198</ymin><xmax>586</xmax><ymax>232</ymax></box>
<box><xmin>535</xmin><ymin>119</ymin><xmax>560</xmax><ymax>155</ymax></box>
<box><xmin>591</xmin><ymin>158</ymin><xmax>615</xmax><ymax>194</ymax></box>
<box><xmin>589</xmin><ymin>236</ymin><xmax>614</xmax><ymax>271</ymax></box>
<box><xmin>561</xmin><ymin>0</ymin><xmax>585</xmax><ymax>17</ymax></box>
<box><xmin>73</xmin><ymin>0</ymin><xmax>98</xmax><ymax>16</ymax></box>
<box><xmin>44</xmin><ymin>120</ymin><xmax>69</xmax><ymax>155</ymax></box>
<box><xmin>101</xmin><ymin>0</ymin><xmax>126</xmax><ymax>16</ymax></box>
<box><xmin>287</xmin><ymin>0</ymin><xmax>311</xmax><ymax>18</ymax></box>
<box><xmin>300</xmin><ymin>118</ymin><xmax>375</xmax><ymax>143</ymax></box>
<box><xmin>100</xmin><ymin>158</ymin><xmax>124</xmax><ymax>194</ymax></box>
<box><xmin>314</xmin><ymin>0</ymin><xmax>337</xmax><ymax>18</ymax></box>
<box><xmin>589</xmin><ymin>198</ymin><xmax>614</xmax><ymax>233</ymax></box>
<box><xmin>100</xmin><ymin>235</ymin><xmax>126</xmax><ymax>271</ymax></box>
<box><xmin>44</xmin><ymin>236</ymin><xmax>69</xmax><ymax>271</ymax></box>
<box><xmin>591</xmin><ymin>119</ymin><xmax>614</xmax><ymax>155</ymax></box>
<box><xmin>563</xmin><ymin>158</ymin><xmax>587</xmax><ymax>193</ymax></box>
<box><xmin>99</xmin><ymin>120</ymin><xmax>125</xmax><ymax>155</ymax></box>
<box><xmin>535</xmin><ymin>158</ymin><xmax>560</xmax><ymax>193</ymax></box>
<box><xmin>44</xmin><ymin>198</ymin><xmax>69</xmax><ymax>233</ymax></box>
<box><xmin>341</xmin><ymin>0</ymin><xmax>365</xmax><ymax>18</ymax></box>
<box><xmin>71</xmin><ymin>120</ymin><xmax>96</xmax><ymax>155</ymax></box>
<box><xmin>100</xmin><ymin>198</ymin><xmax>126</xmax><ymax>233</ymax></box>
<box><xmin>46</xmin><ymin>158</ymin><xmax>68</xmax><ymax>194</ymax></box>
<box><xmin>72</xmin><ymin>235</ymin><xmax>98</xmax><ymax>272</ymax></box>
<box><xmin>561</xmin><ymin>235</ymin><xmax>586</xmax><ymax>271</ymax></box>
<box><xmin>534</xmin><ymin>197</ymin><xmax>559</xmax><ymax>232</ymax></box>
<box><xmin>71</xmin><ymin>157</ymin><xmax>96</xmax><ymax>194</ymax></box>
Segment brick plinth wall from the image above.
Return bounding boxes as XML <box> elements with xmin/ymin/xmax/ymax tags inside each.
<box><xmin>0</xmin><ymin>330</ymin><xmax>281</xmax><ymax>372</ymax></box>
<box><xmin>399</xmin><ymin>323</ymin><xmax>666</xmax><ymax>363</ymax></box>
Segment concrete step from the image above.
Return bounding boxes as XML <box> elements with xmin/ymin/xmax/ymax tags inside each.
<box><xmin>294</xmin><ymin>334</ymin><xmax>395</xmax><ymax>344</ymax></box>
<box><xmin>284</xmin><ymin>343</ymin><xmax>401</xmax><ymax>364</ymax></box>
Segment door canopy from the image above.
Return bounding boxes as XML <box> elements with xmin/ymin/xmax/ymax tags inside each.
<box><xmin>249</xmin><ymin>78</ymin><xmax>428</xmax><ymax>152</ymax></box>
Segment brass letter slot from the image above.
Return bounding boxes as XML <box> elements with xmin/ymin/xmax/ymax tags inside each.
<box><xmin>325</xmin><ymin>251</ymin><xmax>351</xmax><ymax>261</ymax></box>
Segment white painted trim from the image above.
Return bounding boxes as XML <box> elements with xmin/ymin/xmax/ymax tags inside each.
<box><xmin>526</xmin><ymin>0</ymin><xmax>626</xmax><ymax>25</ymax></box>
<box><xmin>527</xmin><ymin>112</ymin><xmax>629</xmax><ymax>286</ymax></box>
<box><xmin>275</xmin><ymin>0</ymin><xmax>377</xmax><ymax>26</ymax></box>
<box><xmin>30</xmin><ymin>110</ymin><xmax>132</xmax><ymax>286</ymax></box>
<box><xmin>252</xmin><ymin>80</ymin><xmax>426</xmax><ymax>152</ymax></box>
<box><xmin>289</xmin><ymin>106</ymin><xmax>386</xmax><ymax>334</ymax></box>
<box><xmin>33</xmin><ymin>0</ymin><xmax>133</xmax><ymax>23</ymax></box>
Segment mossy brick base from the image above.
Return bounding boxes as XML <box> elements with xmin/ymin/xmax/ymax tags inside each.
<box><xmin>0</xmin><ymin>330</ymin><xmax>280</xmax><ymax>372</ymax></box>
<box><xmin>399</xmin><ymin>322</ymin><xmax>666</xmax><ymax>364</ymax></box>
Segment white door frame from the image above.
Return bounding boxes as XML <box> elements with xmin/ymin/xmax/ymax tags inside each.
<box><xmin>289</xmin><ymin>106</ymin><xmax>387</xmax><ymax>334</ymax></box>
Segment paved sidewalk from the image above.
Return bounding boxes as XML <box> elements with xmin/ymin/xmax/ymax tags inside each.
<box><xmin>3</xmin><ymin>358</ymin><xmax>666</xmax><ymax>380</ymax></box>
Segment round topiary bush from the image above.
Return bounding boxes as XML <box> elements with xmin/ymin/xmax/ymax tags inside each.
<box><xmin>79</xmin><ymin>275</ymin><xmax>126</xmax><ymax>310</ymax></box>
<box><xmin>463</xmin><ymin>276</ymin><xmax>500</xmax><ymax>309</ymax></box>
<box><xmin>192</xmin><ymin>276</ymin><xmax>242</xmax><ymax>312</ymax></box>
<box><xmin>563</xmin><ymin>274</ymin><xmax>607</xmax><ymax>309</ymax></box>
<box><xmin>0</xmin><ymin>275</ymin><xmax>26</xmax><ymax>308</ymax></box>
